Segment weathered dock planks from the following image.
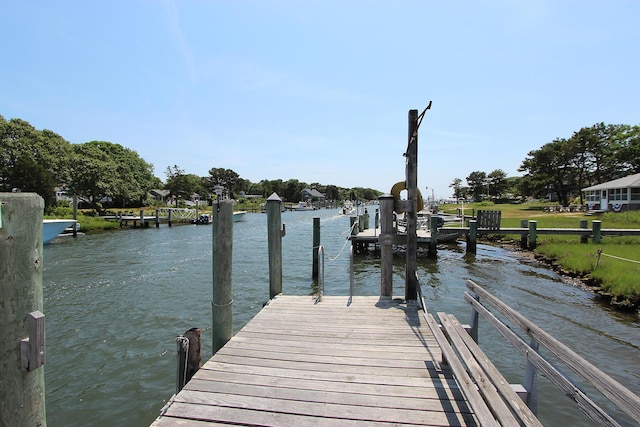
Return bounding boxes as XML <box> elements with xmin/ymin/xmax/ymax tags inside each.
<box><xmin>151</xmin><ymin>295</ymin><xmax>479</xmax><ymax>426</ymax></box>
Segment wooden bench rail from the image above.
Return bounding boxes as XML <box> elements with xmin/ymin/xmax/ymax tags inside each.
<box><xmin>424</xmin><ymin>312</ymin><xmax>500</xmax><ymax>427</ymax></box>
<box><xmin>438</xmin><ymin>313</ymin><xmax>542</xmax><ymax>427</ymax></box>
<box><xmin>465</xmin><ymin>279</ymin><xmax>640</xmax><ymax>426</ymax></box>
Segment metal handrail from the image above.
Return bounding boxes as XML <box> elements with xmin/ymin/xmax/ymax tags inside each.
<box><xmin>348</xmin><ymin>245</ymin><xmax>354</xmax><ymax>305</ymax></box>
<box><xmin>316</xmin><ymin>245</ymin><xmax>325</xmax><ymax>302</ymax></box>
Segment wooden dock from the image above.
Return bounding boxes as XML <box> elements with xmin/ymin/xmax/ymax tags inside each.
<box><xmin>151</xmin><ymin>295</ymin><xmax>479</xmax><ymax>426</ymax></box>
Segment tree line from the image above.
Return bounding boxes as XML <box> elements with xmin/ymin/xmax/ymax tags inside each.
<box><xmin>0</xmin><ymin>115</ymin><xmax>380</xmax><ymax>213</ymax></box>
<box><xmin>450</xmin><ymin>122</ymin><xmax>640</xmax><ymax>205</ymax></box>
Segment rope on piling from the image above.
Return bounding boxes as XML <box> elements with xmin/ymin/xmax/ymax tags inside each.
<box><xmin>325</xmin><ymin>221</ymin><xmax>360</xmax><ymax>261</ymax></box>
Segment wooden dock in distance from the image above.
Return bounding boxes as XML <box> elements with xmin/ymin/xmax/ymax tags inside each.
<box><xmin>151</xmin><ymin>295</ymin><xmax>478</xmax><ymax>426</ymax></box>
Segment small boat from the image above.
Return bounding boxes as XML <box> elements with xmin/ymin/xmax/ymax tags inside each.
<box><xmin>293</xmin><ymin>202</ymin><xmax>316</xmax><ymax>211</ymax></box>
<box><xmin>43</xmin><ymin>219</ymin><xmax>78</xmax><ymax>244</ymax></box>
<box><xmin>339</xmin><ymin>200</ymin><xmax>355</xmax><ymax>215</ymax></box>
<box><xmin>233</xmin><ymin>211</ymin><xmax>246</xmax><ymax>222</ymax></box>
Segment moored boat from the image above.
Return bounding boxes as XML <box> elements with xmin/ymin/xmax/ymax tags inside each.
<box><xmin>43</xmin><ymin>219</ymin><xmax>78</xmax><ymax>244</ymax></box>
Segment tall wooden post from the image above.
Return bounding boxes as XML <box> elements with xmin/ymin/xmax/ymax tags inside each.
<box><xmin>266</xmin><ymin>193</ymin><xmax>283</xmax><ymax>299</ymax></box>
<box><xmin>405</xmin><ymin>109</ymin><xmax>419</xmax><ymax>301</ymax></box>
<box><xmin>379</xmin><ymin>194</ymin><xmax>395</xmax><ymax>298</ymax></box>
<box><xmin>0</xmin><ymin>193</ymin><xmax>47</xmax><ymax>427</ymax></box>
<box><xmin>212</xmin><ymin>200</ymin><xmax>233</xmax><ymax>354</ymax></box>
<box><xmin>312</xmin><ymin>217</ymin><xmax>320</xmax><ymax>279</ymax></box>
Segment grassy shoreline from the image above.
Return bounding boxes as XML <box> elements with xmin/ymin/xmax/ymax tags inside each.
<box><xmin>441</xmin><ymin>202</ymin><xmax>640</xmax><ymax>313</ymax></box>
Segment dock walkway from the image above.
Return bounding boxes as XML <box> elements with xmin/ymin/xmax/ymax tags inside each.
<box><xmin>152</xmin><ymin>295</ymin><xmax>478</xmax><ymax>426</ymax></box>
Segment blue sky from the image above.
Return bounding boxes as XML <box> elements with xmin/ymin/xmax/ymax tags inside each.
<box><xmin>2</xmin><ymin>1</ymin><xmax>639</xmax><ymax>199</ymax></box>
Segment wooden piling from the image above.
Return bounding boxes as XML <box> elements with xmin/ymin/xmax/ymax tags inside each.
<box><xmin>379</xmin><ymin>194</ymin><xmax>394</xmax><ymax>297</ymax></box>
<box><xmin>176</xmin><ymin>327</ymin><xmax>202</xmax><ymax>393</ymax></box>
<box><xmin>592</xmin><ymin>220</ymin><xmax>602</xmax><ymax>244</ymax></box>
<box><xmin>312</xmin><ymin>217</ymin><xmax>320</xmax><ymax>279</ymax></box>
<box><xmin>529</xmin><ymin>220</ymin><xmax>538</xmax><ymax>249</ymax></box>
<box><xmin>0</xmin><ymin>193</ymin><xmax>47</xmax><ymax>427</ymax></box>
<box><xmin>428</xmin><ymin>215</ymin><xmax>438</xmax><ymax>257</ymax></box>
<box><xmin>266</xmin><ymin>193</ymin><xmax>283</xmax><ymax>299</ymax></box>
<box><xmin>467</xmin><ymin>220</ymin><xmax>477</xmax><ymax>254</ymax></box>
<box><xmin>155</xmin><ymin>209</ymin><xmax>160</xmax><ymax>228</ymax></box>
<box><xmin>520</xmin><ymin>219</ymin><xmax>528</xmax><ymax>249</ymax></box>
<box><xmin>139</xmin><ymin>209</ymin><xmax>145</xmax><ymax>228</ymax></box>
<box><xmin>212</xmin><ymin>200</ymin><xmax>233</xmax><ymax>355</ymax></box>
<box><xmin>168</xmin><ymin>209</ymin><xmax>173</xmax><ymax>227</ymax></box>
<box><xmin>579</xmin><ymin>219</ymin><xmax>588</xmax><ymax>243</ymax></box>
<box><xmin>405</xmin><ymin>109</ymin><xmax>419</xmax><ymax>302</ymax></box>
<box><xmin>72</xmin><ymin>194</ymin><xmax>78</xmax><ymax>237</ymax></box>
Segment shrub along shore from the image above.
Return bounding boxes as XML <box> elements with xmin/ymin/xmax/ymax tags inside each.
<box><xmin>443</xmin><ymin>202</ymin><xmax>640</xmax><ymax>313</ymax></box>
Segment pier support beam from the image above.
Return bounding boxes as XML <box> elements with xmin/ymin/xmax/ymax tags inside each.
<box><xmin>267</xmin><ymin>193</ymin><xmax>284</xmax><ymax>299</ymax></box>
<box><xmin>0</xmin><ymin>193</ymin><xmax>47</xmax><ymax>427</ymax></box>
<box><xmin>379</xmin><ymin>194</ymin><xmax>395</xmax><ymax>298</ymax></box>
<box><xmin>212</xmin><ymin>200</ymin><xmax>233</xmax><ymax>355</ymax></box>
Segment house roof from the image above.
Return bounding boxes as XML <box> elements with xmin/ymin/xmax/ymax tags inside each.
<box><xmin>302</xmin><ymin>188</ymin><xmax>325</xmax><ymax>199</ymax></box>
<box><xmin>582</xmin><ymin>173</ymin><xmax>640</xmax><ymax>191</ymax></box>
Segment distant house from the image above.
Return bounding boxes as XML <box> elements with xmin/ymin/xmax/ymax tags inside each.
<box><xmin>149</xmin><ymin>189</ymin><xmax>171</xmax><ymax>203</ymax></box>
<box><xmin>582</xmin><ymin>173</ymin><xmax>640</xmax><ymax>211</ymax></box>
<box><xmin>302</xmin><ymin>188</ymin><xmax>325</xmax><ymax>201</ymax></box>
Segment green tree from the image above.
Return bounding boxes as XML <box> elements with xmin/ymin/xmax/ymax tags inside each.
<box><xmin>165</xmin><ymin>166</ymin><xmax>204</xmax><ymax>206</ymax></box>
<box><xmin>487</xmin><ymin>169</ymin><xmax>508</xmax><ymax>200</ymax></box>
<box><xmin>0</xmin><ymin>116</ymin><xmax>72</xmax><ymax>209</ymax></box>
<box><xmin>68</xmin><ymin>142</ymin><xmax>117</xmax><ymax>213</ymax></box>
<box><xmin>449</xmin><ymin>178</ymin><xmax>463</xmax><ymax>199</ymax></box>
<box><xmin>206</xmin><ymin>168</ymin><xmax>240</xmax><ymax>198</ymax></box>
<box><xmin>81</xmin><ymin>141</ymin><xmax>155</xmax><ymax>207</ymax></box>
<box><xmin>519</xmin><ymin>138</ymin><xmax>577</xmax><ymax>205</ymax></box>
<box><xmin>466</xmin><ymin>171</ymin><xmax>487</xmax><ymax>202</ymax></box>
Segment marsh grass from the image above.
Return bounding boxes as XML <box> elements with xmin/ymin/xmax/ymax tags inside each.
<box><xmin>441</xmin><ymin>201</ymin><xmax>640</xmax><ymax>302</ymax></box>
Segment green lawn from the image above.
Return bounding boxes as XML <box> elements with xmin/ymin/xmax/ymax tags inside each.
<box><xmin>441</xmin><ymin>201</ymin><xmax>640</xmax><ymax>308</ymax></box>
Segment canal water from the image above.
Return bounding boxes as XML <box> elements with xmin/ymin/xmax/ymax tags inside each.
<box><xmin>43</xmin><ymin>208</ymin><xmax>639</xmax><ymax>426</ymax></box>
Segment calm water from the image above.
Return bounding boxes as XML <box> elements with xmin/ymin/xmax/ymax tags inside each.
<box><xmin>43</xmin><ymin>208</ymin><xmax>639</xmax><ymax>426</ymax></box>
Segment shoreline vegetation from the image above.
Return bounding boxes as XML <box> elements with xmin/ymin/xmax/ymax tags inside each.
<box><xmin>442</xmin><ymin>201</ymin><xmax>640</xmax><ymax>314</ymax></box>
<box><xmin>47</xmin><ymin>201</ymin><xmax>640</xmax><ymax>314</ymax></box>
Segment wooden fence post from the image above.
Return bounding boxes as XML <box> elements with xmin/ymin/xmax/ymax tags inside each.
<box><xmin>528</xmin><ymin>220</ymin><xmax>537</xmax><ymax>249</ymax></box>
<box><xmin>580</xmin><ymin>219</ymin><xmax>588</xmax><ymax>243</ymax></box>
<box><xmin>266</xmin><ymin>193</ymin><xmax>283</xmax><ymax>299</ymax></box>
<box><xmin>0</xmin><ymin>193</ymin><xmax>47</xmax><ymax>427</ymax></box>
<box><xmin>212</xmin><ymin>200</ymin><xmax>233</xmax><ymax>355</ymax></box>
<box><xmin>520</xmin><ymin>220</ymin><xmax>528</xmax><ymax>249</ymax></box>
<box><xmin>592</xmin><ymin>220</ymin><xmax>602</xmax><ymax>244</ymax></box>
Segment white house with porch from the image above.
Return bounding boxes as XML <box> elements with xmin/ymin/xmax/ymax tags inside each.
<box><xmin>582</xmin><ymin>173</ymin><xmax>640</xmax><ymax>212</ymax></box>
